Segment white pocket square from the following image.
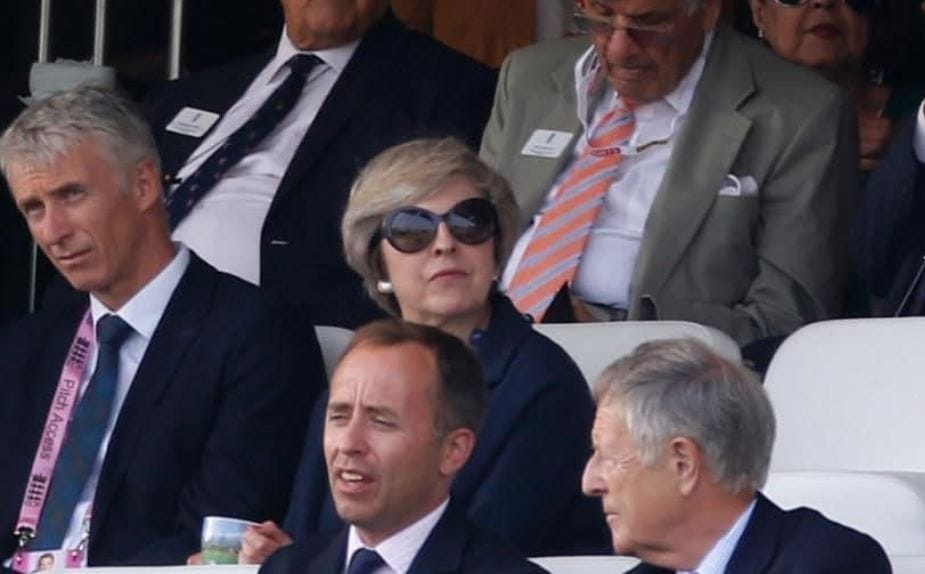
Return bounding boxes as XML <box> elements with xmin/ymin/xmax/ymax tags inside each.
<box><xmin>718</xmin><ymin>174</ymin><xmax>759</xmax><ymax>197</ymax></box>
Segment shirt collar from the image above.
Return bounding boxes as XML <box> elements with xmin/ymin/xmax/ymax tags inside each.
<box><xmin>345</xmin><ymin>499</ymin><xmax>449</xmax><ymax>574</ymax></box>
<box><xmin>678</xmin><ymin>497</ymin><xmax>757</xmax><ymax>574</ymax></box>
<box><xmin>574</xmin><ymin>31</ymin><xmax>715</xmax><ymax>128</ymax></box>
<box><xmin>89</xmin><ymin>244</ymin><xmax>190</xmax><ymax>342</ymax></box>
<box><xmin>270</xmin><ymin>27</ymin><xmax>359</xmax><ymax>82</ymax></box>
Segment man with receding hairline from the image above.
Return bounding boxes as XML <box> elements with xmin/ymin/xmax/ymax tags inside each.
<box><xmin>259</xmin><ymin>320</ymin><xmax>546</xmax><ymax>574</ymax></box>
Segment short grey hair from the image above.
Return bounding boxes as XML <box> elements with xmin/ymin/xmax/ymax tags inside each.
<box><xmin>342</xmin><ymin>137</ymin><xmax>519</xmax><ymax>315</ymax></box>
<box><xmin>594</xmin><ymin>338</ymin><xmax>775</xmax><ymax>494</ymax></box>
<box><xmin>0</xmin><ymin>85</ymin><xmax>160</xmax><ymax>183</ymax></box>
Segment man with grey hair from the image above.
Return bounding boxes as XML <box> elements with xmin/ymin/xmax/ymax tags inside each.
<box><xmin>582</xmin><ymin>338</ymin><xmax>890</xmax><ymax>572</ymax></box>
<box><xmin>481</xmin><ymin>0</ymin><xmax>857</xmax><ymax>352</ymax></box>
<box><xmin>0</xmin><ymin>85</ymin><xmax>319</xmax><ymax>568</ymax></box>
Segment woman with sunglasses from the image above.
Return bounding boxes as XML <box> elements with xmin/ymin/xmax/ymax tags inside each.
<box><xmin>337</xmin><ymin>137</ymin><xmax>608</xmax><ymax>555</ymax></box>
<box><xmin>747</xmin><ymin>0</ymin><xmax>925</xmax><ymax>174</ymax></box>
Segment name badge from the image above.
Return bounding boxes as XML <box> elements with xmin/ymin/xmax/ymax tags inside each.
<box><xmin>521</xmin><ymin>129</ymin><xmax>573</xmax><ymax>159</ymax></box>
<box><xmin>165</xmin><ymin>107</ymin><xmax>220</xmax><ymax>138</ymax></box>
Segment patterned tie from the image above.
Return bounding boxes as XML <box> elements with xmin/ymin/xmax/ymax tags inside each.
<box><xmin>507</xmin><ymin>101</ymin><xmax>635</xmax><ymax>321</ymax></box>
<box><xmin>346</xmin><ymin>548</ymin><xmax>385</xmax><ymax>574</ymax></box>
<box><xmin>165</xmin><ymin>54</ymin><xmax>322</xmax><ymax>228</ymax></box>
<box><xmin>31</xmin><ymin>315</ymin><xmax>134</xmax><ymax>549</ymax></box>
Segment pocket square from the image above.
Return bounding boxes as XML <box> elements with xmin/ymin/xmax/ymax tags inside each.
<box><xmin>718</xmin><ymin>174</ymin><xmax>759</xmax><ymax>197</ymax></box>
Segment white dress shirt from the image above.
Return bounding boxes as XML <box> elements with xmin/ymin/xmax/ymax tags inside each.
<box><xmin>59</xmin><ymin>245</ymin><xmax>191</xmax><ymax>562</ymax></box>
<box><xmin>502</xmin><ymin>34</ymin><xmax>713</xmax><ymax>309</ymax></box>
<box><xmin>678</xmin><ymin>498</ymin><xmax>757</xmax><ymax>574</ymax></box>
<box><xmin>171</xmin><ymin>30</ymin><xmax>358</xmax><ymax>286</ymax></box>
<box><xmin>343</xmin><ymin>499</ymin><xmax>449</xmax><ymax>574</ymax></box>
<box><xmin>913</xmin><ymin>99</ymin><xmax>925</xmax><ymax>163</ymax></box>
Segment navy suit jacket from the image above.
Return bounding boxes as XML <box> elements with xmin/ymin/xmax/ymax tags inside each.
<box><xmin>626</xmin><ymin>494</ymin><xmax>890</xmax><ymax>573</ymax></box>
<box><xmin>854</xmin><ymin>116</ymin><xmax>925</xmax><ymax>315</ymax></box>
<box><xmin>0</xmin><ymin>254</ymin><xmax>321</xmax><ymax>566</ymax></box>
<box><xmin>261</xmin><ymin>501</ymin><xmax>548</xmax><ymax>574</ymax></box>
<box><xmin>146</xmin><ymin>12</ymin><xmax>497</xmax><ymax>330</ymax></box>
<box><xmin>283</xmin><ymin>294</ymin><xmax>609</xmax><ymax>556</ymax></box>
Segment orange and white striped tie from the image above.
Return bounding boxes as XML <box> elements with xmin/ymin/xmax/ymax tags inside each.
<box><xmin>508</xmin><ymin>102</ymin><xmax>635</xmax><ymax>321</ymax></box>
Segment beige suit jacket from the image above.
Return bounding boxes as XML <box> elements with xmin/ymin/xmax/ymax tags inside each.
<box><xmin>480</xmin><ymin>26</ymin><xmax>858</xmax><ymax>345</ymax></box>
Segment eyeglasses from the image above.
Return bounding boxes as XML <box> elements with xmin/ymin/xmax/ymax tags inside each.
<box><xmin>772</xmin><ymin>0</ymin><xmax>877</xmax><ymax>14</ymax></box>
<box><xmin>573</xmin><ymin>10</ymin><xmax>675</xmax><ymax>47</ymax></box>
<box><xmin>379</xmin><ymin>197</ymin><xmax>498</xmax><ymax>254</ymax></box>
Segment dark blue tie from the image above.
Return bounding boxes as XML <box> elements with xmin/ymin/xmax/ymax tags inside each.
<box><xmin>346</xmin><ymin>548</ymin><xmax>385</xmax><ymax>574</ymax></box>
<box><xmin>32</xmin><ymin>315</ymin><xmax>134</xmax><ymax>549</ymax></box>
<box><xmin>165</xmin><ymin>54</ymin><xmax>322</xmax><ymax>228</ymax></box>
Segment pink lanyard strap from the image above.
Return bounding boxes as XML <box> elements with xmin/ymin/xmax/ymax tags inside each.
<box><xmin>14</xmin><ymin>310</ymin><xmax>95</xmax><ymax>548</ymax></box>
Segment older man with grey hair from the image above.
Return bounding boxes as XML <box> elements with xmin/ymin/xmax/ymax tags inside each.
<box><xmin>0</xmin><ymin>85</ymin><xmax>319</xmax><ymax>568</ymax></box>
<box><xmin>482</xmin><ymin>0</ymin><xmax>857</xmax><ymax>354</ymax></box>
<box><xmin>582</xmin><ymin>338</ymin><xmax>890</xmax><ymax>573</ymax></box>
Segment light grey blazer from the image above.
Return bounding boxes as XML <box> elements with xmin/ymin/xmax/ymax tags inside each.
<box><xmin>480</xmin><ymin>25</ymin><xmax>858</xmax><ymax>345</ymax></box>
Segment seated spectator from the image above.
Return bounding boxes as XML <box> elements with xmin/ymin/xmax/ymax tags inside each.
<box><xmin>854</xmin><ymin>101</ymin><xmax>925</xmax><ymax>316</ymax></box>
<box><xmin>0</xmin><ymin>86</ymin><xmax>318</xmax><ymax>567</ymax></box>
<box><xmin>145</xmin><ymin>0</ymin><xmax>497</xmax><ymax>337</ymax></box>
<box><xmin>583</xmin><ymin>338</ymin><xmax>891</xmax><ymax>572</ymax></box>
<box><xmin>237</xmin><ymin>138</ymin><xmax>608</xmax><ymax>563</ymax></box>
<box><xmin>748</xmin><ymin>0</ymin><xmax>925</xmax><ymax>174</ymax></box>
<box><xmin>481</xmin><ymin>0</ymin><xmax>857</xmax><ymax>347</ymax></box>
<box><xmin>259</xmin><ymin>320</ymin><xmax>547</xmax><ymax>574</ymax></box>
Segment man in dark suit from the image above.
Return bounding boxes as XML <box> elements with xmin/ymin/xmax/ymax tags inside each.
<box><xmin>145</xmin><ymin>0</ymin><xmax>497</xmax><ymax>331</ymax></box>
<box><xmin>582</xmin><ymin>338</ymin><xmax>890</xmax><ymax>573</ymax></box>
<box><xmin>0</xmin><ymin>86</ymin><xmax>320</xmax><ymax>567</ymax></box>
<box><xmin>259</xmin><ymin>320</ymin><xmax>546</xmax><ymax>574</ymax></box>
<box><xmin>854</xmin><ymin>102</ymin><xmax>925</xmax><ymax>316</ymax></box>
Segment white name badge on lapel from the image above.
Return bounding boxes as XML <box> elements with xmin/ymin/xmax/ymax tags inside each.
<box><xmin>166</xmin><ymin>107</ymin><xmax>220</xmax><ymax>137</ymax></box>
<box><xmin>521</xmin><ymin>129</ymin><xmax>572</xmax><ymax>158</ymax></box>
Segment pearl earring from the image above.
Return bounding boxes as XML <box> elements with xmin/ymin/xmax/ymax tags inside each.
<box><xmin>376</xmin><ymin>280</ymin><xmax>394</xmax><ymax>294</ymax></box>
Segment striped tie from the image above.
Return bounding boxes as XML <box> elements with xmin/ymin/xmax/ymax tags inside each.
<box><xmin>507</xmin><ymin>102</ymin><xmax>635</xmax><ymax>321</ymax></box>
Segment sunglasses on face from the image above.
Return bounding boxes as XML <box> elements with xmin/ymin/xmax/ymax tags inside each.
<box><xmin>772</xmin><ymin>0</ymin><xmax>877</xmax><ymax>14</ymax></box>
<box><xmin>573</xmin><ymin>10</ymin><xmax>676</xmax><ymax>47</ymax></box>
<box><xmin>379</xmin><ymin>197</ymin><xmax>498</xmax><ymax>254</ymax></box>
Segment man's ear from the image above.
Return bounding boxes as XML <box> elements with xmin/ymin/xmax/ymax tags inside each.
<box><xmin>439</xmin><ymin>428</ymin><xmax>476</xmax><ymax>476</ymax></box>
<box><xmin>132</xmin><ymin>157</ymin><xmax>161</xmax><ymax>211</ymax></box>
<box><xmin>667</xmin><ymin>436</ymin><xmax>702</xmax><ymax>497</ymax></box>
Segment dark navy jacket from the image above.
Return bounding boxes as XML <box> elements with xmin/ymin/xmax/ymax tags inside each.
<box><xmin>0</xmin><ymin>254</ymin><xmax>321</xmax><ymax>565</ymax></box>
<box><xmin>626</xmin><ymin>493</ymin><xmax>890</xmax><ymax>573</ymax></box>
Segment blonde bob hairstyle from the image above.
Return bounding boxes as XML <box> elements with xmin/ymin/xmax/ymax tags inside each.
<box><xmin>342</xmin><ymin>137</ymin><xmax>519</xmax><ymax>315</ymax></box>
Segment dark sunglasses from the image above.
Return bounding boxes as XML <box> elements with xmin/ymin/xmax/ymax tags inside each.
<box><xmin>773</xmin><ymin>0</ymin><xmax>877</xmax><ymax>14</ymax></box>
<box><xmin>379</xmin><ymin>197</ymin><xmax>498</xmax><ymax>254</ymax></box>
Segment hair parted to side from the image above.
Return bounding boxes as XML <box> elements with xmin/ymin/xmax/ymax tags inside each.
<box><xmin>594</xmin><ymin>338</ymin><xmax>775</xmax><ymax>494</ymax></box>
<box><xmin>341</xmin><ymin>137</ymin><xmax>519</xmax><ymax>315</ymax></box>
<box><xmin>342</xmin><ymin>319</ymin><xmax>487</xmax><ymax>437</ymax></box>
<box><xmin>0</xmin><ymin>85</ymin><xmax>160</xmax><ymax>183</ymax></box>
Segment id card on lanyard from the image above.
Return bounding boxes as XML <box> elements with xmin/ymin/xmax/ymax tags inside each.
<box><xmin>11</xmin><ymin>311</ymin><xmax>95</xmax><ymax>572</ymax></box>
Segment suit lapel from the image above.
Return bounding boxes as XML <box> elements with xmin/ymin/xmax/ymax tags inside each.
<box><xmin>630</xmin><ymin>27</ymin><xmax>755</xmax><ymax>301</ymax></box>
<box><xmin>159</xmin><ymin>54</ymin><xmax>271</xmax><ymax>181</ymax></box>
<box><xmin>406</xmin><ymin>503</ymin><xmax>469</xmax><ymax>574</ymax></box>
<box><xmin>91</xmin><ymin>255</ymin><xmax>216</xmax><ymax>529</ymax></box>
<box><xmin>519</xmin><ymin>55</ymin><xmax>584</xmax><ymax>226</ymax></box>
<box><xmin>725</xmin><ymin>494</ymin><xmax>782</xmax><ymax>573</ymax></box>
<box><xmin>307</xmin><ymin>529</ymin><xmax>349</xmax><ymax>572</ymax></box>
<box><xmin>268</xmin><ymin>13</ymin><xmax>406</xmax><ymax>214</ymax></box>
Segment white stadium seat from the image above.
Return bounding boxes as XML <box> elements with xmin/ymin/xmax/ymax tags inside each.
<box><xmin>534</xmin><ymin>320</ymin><xmax>741</xmax><ymax>384</ymax></box>
<box><xmin>313</xmin><ymin>325</ymin><xmax>354</xmax><ymax>378</ymax></box>
<box><xmin>530</xmin><ymin>555</ymin><xmax>639</xmax><ymax>573</ymax></box>
<box><xmin>764</xmin><ymin>318</ymin><xmax>925</xmax><ymax>472</ymax></box>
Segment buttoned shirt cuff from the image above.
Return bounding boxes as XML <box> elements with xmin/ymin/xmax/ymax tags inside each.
<box><xmin>914</xmin><ymin>99</ymin><xmax>925</xmax><ymax>164</ymax></box>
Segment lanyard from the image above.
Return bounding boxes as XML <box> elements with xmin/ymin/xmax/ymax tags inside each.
<box><xmin>14</xmin><ymin>310</ymin><xmax>95</xmax><ymax>549</ymax></box>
